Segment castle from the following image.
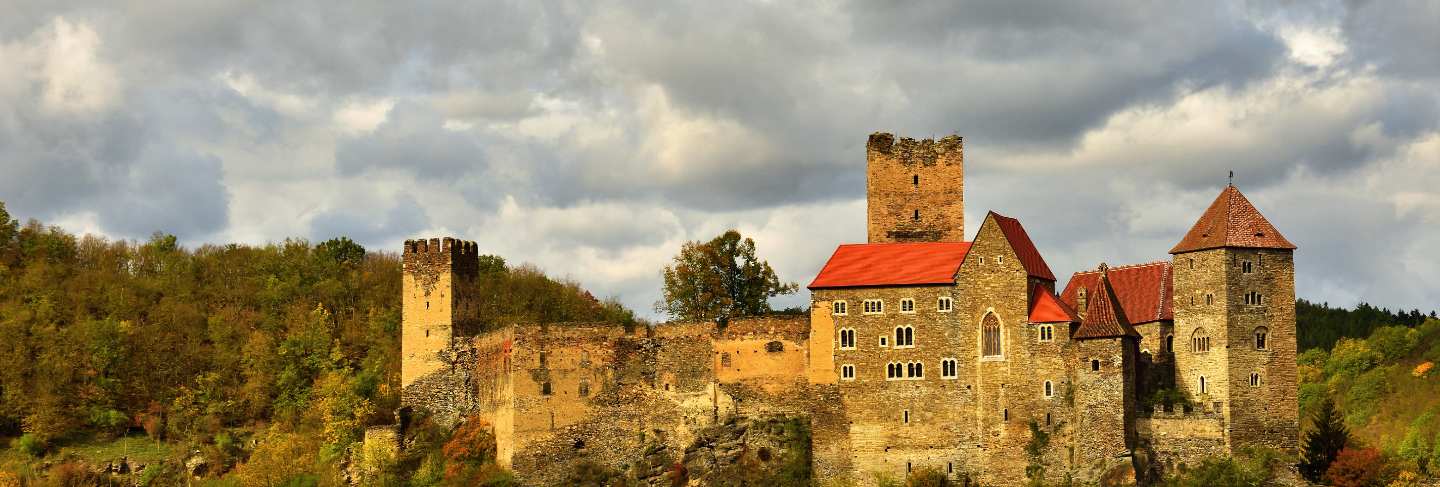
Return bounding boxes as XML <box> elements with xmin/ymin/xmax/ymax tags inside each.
<box><xmin>383</xmin><ymin>133</ymin><xmax>1299</xmax><ymax>486</ymax></box>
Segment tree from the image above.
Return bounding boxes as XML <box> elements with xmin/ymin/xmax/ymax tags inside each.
<box><xmin>315</xmin><ymin>237</ymin><xmax>366</xmax><ymax>266</ymax></box>
<box><xmin>656</xmin><ymin>230</ymin><xmax>797</xmax><ymax>326</ymax></box>
<box><xmin>1324</xmin><ymin>447</ymin><xmax>1390</xmax><ymax>487</ymax></box>
<box><xmin>1301</xmin><ymin>396</ymin><xmax>1350</xmax><ymax>481</ymax></box>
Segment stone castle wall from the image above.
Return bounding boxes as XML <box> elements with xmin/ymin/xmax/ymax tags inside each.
<box><xmin>866</xmin><ymin>133</ymin><xmax>965</xmax><ymax>243</ymax></box>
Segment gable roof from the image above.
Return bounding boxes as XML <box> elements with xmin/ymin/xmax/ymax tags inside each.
<box><xmin>989</xmin><ymin>212</ymin><xmax>1056</xmax><ymax>281</ymax></box>
<box><xmin>1060</xmin><ymin>261</ymin><xmax>1173</xmax><ymax>324</ymax></box>
<box><xmin>1029</xmin><ymin>284</ymin><xmax>1079</xmax><ymax>323</ymax></box>
<box><xmin>1073</xmin><ymin>267</ymin><xmax>1141</xmax><ymax>339</ymax></box>
<box><xmin>1170</xmin><ymin>185</ymin><xmax>1297</xmax><ymax>254</ymax></box>
<box><xmin>808</xmin><ymin>242</ymin><xmax>972</xmax><ymax>289</ymax></box>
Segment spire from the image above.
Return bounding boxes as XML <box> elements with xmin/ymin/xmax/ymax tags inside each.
<box><xmin>1073</xmin><ymin>266</ymin><xmax>1140</xmax><ymax>340</ymax></box>
<box><xmin>1169</xmin><ymin>185</ymin><xmax>1296</xmax><ymax>254</ymax></box>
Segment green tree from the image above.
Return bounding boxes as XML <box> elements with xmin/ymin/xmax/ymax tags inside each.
<box><xmin>315</xmin><ymin>237</ymin><xmax>366</xmax><ymax>267</ymax></box>
<box><xmin>1301</xmin><ymin>396</ymin><xmax>1351</xmax><ymax>482</ymax></box>
<box><xmin>0</xmin><ymin>200</ymin><xmax>17</xmax><ymax>263</ymax></box>
<box><xmin>656</xmin><ymin>230</ymin><xmax>797</xmax><ymax>326</ymax></box>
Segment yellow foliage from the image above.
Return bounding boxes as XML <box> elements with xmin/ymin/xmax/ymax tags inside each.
<box><xmin>0</xmin><ymin>471</ymin><xmax>19</xmax><ymax>487</ymax></box>
<box><xmin>1387</xmin><ymin>470</ymin><xmax>1420</xmax><ymax>487</ymax></box>
<box><xmin>233</xmin><ymin>427</ymin><xmax>325</xmax><ymax>487</ymax></box>
<box><xmin>1413</xmin><ymin>362</ymin><xmax>1433</xmax><ymax>378</ymax></box>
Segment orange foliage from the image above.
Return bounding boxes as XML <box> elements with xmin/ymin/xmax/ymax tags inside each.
<box><xmin>1413</xmin><ymin>362</ymin><xmax>1433</xmax><ymax>378</ymax></box>
<box><xmin>442</xmin><ymin>417</ymin><xmax>498</xmax><ymax>484</ymax></box>
<box><xmin>1325</xmin><ymin>447</ymin><xmax>1391</xmax><ymax>487</ymax></box>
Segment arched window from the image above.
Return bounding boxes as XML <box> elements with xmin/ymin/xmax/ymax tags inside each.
<box><xmin>1199</xmin><ymin>376</ymin><xmax>1208</xmax><ymax>394</ymax></box>
<box><xmin>1254</xmin><ymin>327</ymin><xmax>1269</xmax><ymax>350</ymax></box>
<box><xmin>1165</xmin><ymin>335</ymin><xmax>1175</xmax><ymax>353</ymax></box>
<box><xmin>1249</xmin><ymin>372</ymin><xmax>1260</xmax><ymax>387</ymax></box>
<box><xmin>982</xmin><ymin>313</ymin><xmax>1002</xmax><ymax>357</ymax></box>
<box><xmin>1044</xmin><ymin>380</ymin><xmax>1054</xmax><ymax>398</ymax></box>
<box><xmin>1191</xmin><ymin>328</ymin><xmax>1210</xmax><ymax>353</ymax></box>
<box><xmin>839</xmin><ymin>328</ymin><xmax>856</xmax><ymax>350</ymax></box>
<box><xmin>894</xmin><ymin>326</ymin><xmax>915</xmax><ymax>347</ymax></box>
<box><xmin>914</xmin><ymin>362</ymin><xmax>923</xmax><ymax>378</ymax></box>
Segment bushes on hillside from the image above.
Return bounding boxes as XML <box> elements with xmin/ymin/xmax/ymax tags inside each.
<box><xmin>1345</xmin><ymin>368</ymin><xmax>1393</xmax><ymax>426</ymax></box>
<box><xmin>1327</xmin><ymin>339</ymin><xmax>1383</xmax><ymax>380</ymax></box>
<box><xmin>1324</xmin><ymin>447</ymin><xmax>1391</xmax><ymax>487</ymax></box>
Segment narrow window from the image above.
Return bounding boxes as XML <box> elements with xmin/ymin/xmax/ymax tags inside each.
<box><xmin>1038</xmin><ymin>324</ymin><xmax>1054</xmax><ymax>342</ymax></box>
<box><xmin>1189</xmin><ymin>258</ymin><xmax>1194</xmax><ymax>269</ymax></box>
<box><xmin>579</xmin><ymin>379</ymin><xmax>590</xmax><ymax>397</ymax></box>
<box><xmin>996</xmin><ymin>256</ymin><xmax>1003</xmax><ymax>265</ymax></box>
<box><xmin>978</xmin><ymin>256</ymin><xmax>985</xmax><ymax>265</ymax></box>
<box><xmin>1165</xmin><ymin>335</ymin><xmax>1175</xmax><ymax>353</ymax></box>
<box><xmin>1044</xmin><ymin>380</ymin><xmax>1054</xmax><ymax>398</ymax></box>
<box><xmin>1250</xmin><ymin>373</ymin><xmax>1260</xmax><ymax>387</ymax></box>
<box><xmin>426</xmin><ymin>301</ymin><xmax>429</xmax><ymax>309</ymax></box>
<box><xmin>948</xmin><ymin>462</ymin><xmax>953</xmax><ymax>474</ymax></box>
<box><xmin>1091</xmin><ymin>359</ymin><xmax>1100</xmax><ymax>371</ymax></box>
<box><xmin>1205</xmin><ymin>293</ymin><xmax>1214</xmax><ymax>305</ymax></box>
<box><xmin>542</xmin><ymin>381</ymin><xmax>552</xmax><ymax>395</ymax></box>
<box><xmin>1255</xmin><ymin>327</ymin><xmax>1268</xmax><ymax>350</ymax></box>
<box><xmin>905</xmin><ymin>327</ymin><xmax>914</xmax><ymax>347</ymax></box>
<box><xmin>981</xmin><ymin>314</ymin><xmax>1002</xmax><ymax>357</ymax></box>
<box><xmin>937</xmin><ymin>297</ymin><xmax>953</xmax><ymax>312</ymax></box>
<box><xmin>903</xmin><ymin>410</ymin><xmax>910</xmax><ymax>424</ymax></box>
<box><xmin>1003</xmin><ymin>409</ymin><xmax>1009</xmax><ymax>422</ymax></box>
<box><xmin>913</xmin><ymin>209</ymin><xmax>921</xmax><ymax>221</ymax></box>
<box><xmin>914</xmin><ymin>362</ymin><xmax>923</xmax><ymax>378</ymax></box>
<box><xmin>1199</xmin><ymin>376</ymin><xmax>1207</xmax><ymax>394</ymax></box>
<box><xmin>906</xmin><ymin>362</ymin><xmax>915</xmax><ymax>378</ymax></box>
<box><xmin>913</xmin><ymin>174</ymin><xmax>919</xmax><ymax>186</ymax></box>
<box><xmin>425</xmin><ymin>329</ymin><xmax>430</xmax><ymax>338</ymax></box>
<box><xmin>1242</xmin><ymin>261</ymin><xmax>1254</xmax><ymax>274</ymax></box>
<box><xmin>1046</xmin><ymin>413</ymin><xmax>1052</xmax><ymax>425</ymax></box>
<box><xmin>841</xmin><ymin>364</ymin><xmax>855</xmax><ymax>381</ymax></box>
<box><xmin>900</xmin><ymin>298</ymin><xmax>915</xmax><ymax>313</ymax></box>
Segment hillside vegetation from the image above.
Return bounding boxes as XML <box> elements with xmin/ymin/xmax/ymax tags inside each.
<box><xmin>0</xmin><ymin>201</ymin><xmax>633</xmax><ymax>485</ymax></box>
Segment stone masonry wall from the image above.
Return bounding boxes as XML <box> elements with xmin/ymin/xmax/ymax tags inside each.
<box><xmin>866</xmin><ymin>132</ymin><xmax>964</xmax><ymax>243</ymax></box>
<box><xmin>1224</xmin><ymin>248</ymin><xmax>1299</xmax><ymax>452</ymax></box>
<box><xmin>1170</xmin><ymin>249</ymin><xmax>1233</xmax><ymax>430</ymax></box>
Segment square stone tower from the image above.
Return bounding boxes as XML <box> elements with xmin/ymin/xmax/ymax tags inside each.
<box><xmin>401</xmin><ymin>237</ymin><xmax>481</xmax><ymax>391</ymax></box>
<box><xmin>866</xmin><ymin>133</ymin><xmax>964</xmax><ymax>243</ymax></box>
<box><xmin>1169</xmin><ymin>185</ymin><xmax>1298</xmax><ymax>452</ymax></box>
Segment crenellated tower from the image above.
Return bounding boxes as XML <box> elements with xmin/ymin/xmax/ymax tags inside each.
<box><xmin>401</xmin><ymin>237</ymin><xmax>482</xmax><ymax>392</ymax></box>
<box><xmin>1169</xmin><ymin>185</ymin><xmax>1298</xmax><ymax>452</ymax></box>
<box><xmin>866</xmin><ymin>132</ymin><xmax>964</xmax><ymax>243</ymax></box>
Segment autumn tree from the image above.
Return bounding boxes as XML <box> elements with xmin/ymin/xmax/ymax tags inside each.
<box><xmin>1301</xmin><ymin>396</ymin><xmax>1351</xmax><ymax>481</ymax></box>
<box><xmin>656</xmin><ymin>230</ymin><xmax>797</xmax><ymax>327</ymax></box>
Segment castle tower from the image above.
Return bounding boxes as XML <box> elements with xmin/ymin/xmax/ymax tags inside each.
<box><xmin>401</xmin><ymin>237</ymin><xmax>481</xmax><ymax>391</ymax></box>
<box><xmin>1169</xmin><ymin>186</ymin><xmax>1298</xmax><ymax>452</ymax></box>
<box><xmin>866</xmin><ymin>132</ymin><xmax>964</xmax><ymax>243</ymax></box>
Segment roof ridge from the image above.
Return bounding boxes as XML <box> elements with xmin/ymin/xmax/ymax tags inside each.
<box><xmin>1070</xmin><ymin>260</ymin><xmax>1169</xmax><ymax>276</ymax></box>
<box><xmin>1154</xmin><ymin>262</ymin><xmax>1170</xmax><ymax>321</ymax></box>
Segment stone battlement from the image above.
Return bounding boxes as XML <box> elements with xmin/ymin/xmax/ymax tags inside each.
<box><xmin>866</xmin><ymin>132</ymin><xmax>963</xmax><ymax>166</ymax></box>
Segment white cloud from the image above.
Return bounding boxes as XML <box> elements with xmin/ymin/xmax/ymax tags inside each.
<box><xmin>333</xmin><ymin>97</ymin><xmax>395</xmax><ymax>134</ymax></box>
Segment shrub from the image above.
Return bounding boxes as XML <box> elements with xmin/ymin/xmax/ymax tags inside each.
<box><xmin>13</xmin><ymin>433</ymin><xmax>43</xmax><ymax>457</ymax></box>
<box><xmin>1324</xmin><ymin>447</ymin><xmax>1392</xmax><ymax>487</ymax></box>
<box><xmin>1368</xmin><ymin>326</ymin><xmax>1418</xmax><ymax>361</ymax></box>
<box><xmin>565</xmin><ymin>461</ymin><xmax>627</xmax><ymax>487</ymax></box>
<box><xmin>1298</xmin><ymin>348</ymin><xmax>1330</xmax><ymax>368</ymax></box>
<box><xmin>1397</xmin><ymin>407</ymin><xmax>1439</xmax><ymax>472</ymax></box>
<box><xmin>1328</xmin><ymin>339</ymin><xmax>1382</xmax><ymax>380</ymax></box>
<box><xmin>1164</xmin><ymin>456</ymin><xmax>1266</xmax><ymax>487</ymax></box>
<box><xmin>1345</xmin><ymin>368</ymin><xmax>1393</xmax><ymax>426</ymax></box>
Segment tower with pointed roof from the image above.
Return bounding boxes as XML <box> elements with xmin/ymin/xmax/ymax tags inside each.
<box><xmin>1169</xmin><ymin>185</ymin><xmax>1298</xmax><ymax>452</ymax></box>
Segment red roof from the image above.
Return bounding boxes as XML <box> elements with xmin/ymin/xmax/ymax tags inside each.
<box><xmin>808</xmin><ymin>242</ymin><xmax>972</xmax><ymax>289</ymax></box>
<box><xmin>1029</xmin><ymin>284</ymin><xmax>1079</xmax><ymax>323</ymax></box>
<box><xmin>1060</xmin><ymin>261</ymin><xmax>1173</xmax><ymax>324</ymax></box>
<box><xmin>1073</xmin><ymin>267</ymin><xmax>1140</xmax><ymax>339</ymax></box>
<box><xmin>990</xmin><ymin>212</ymin><xmax>1056</xmax><ymax>281</ymax></box>
<box><xmin>1170</xmin><ymin>185</ymin><xmax>1296</xmax><ymax>254</ymax></box>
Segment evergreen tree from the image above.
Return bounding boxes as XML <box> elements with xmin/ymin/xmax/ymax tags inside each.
<box><xmin>1300</xmin><ymin>396</ymin><xmax>1350</xmax><ymax>481</ymax></box>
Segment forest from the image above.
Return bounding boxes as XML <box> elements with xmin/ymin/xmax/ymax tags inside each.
<box><xmin>0</xmin><ymin>201</ymin><xmax>632</xmax><ymax>485</ymax></box>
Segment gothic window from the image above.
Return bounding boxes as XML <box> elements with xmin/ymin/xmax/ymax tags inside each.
<box><xmin>1044</xmin><ymin>380</ymin><xmax>1054</xmax><ymax>398</ymax></box>
<box><xmin>906</xmin><ymin>362</ymin><xmax>915</xmax><ymax>377</ymax></box>
<box><xmin>887</xmin><ymin>362</ymin><xmax>899</xmax><ymax>380</ymax></box>
<box><xmin>863</xmin><ymin>299</ymin><xmax>884</xmax><ymax>314</ymax></box>
<box><xmin>839</xmin><ymin>328</ymin><xmax>856</xmax><ymax>350</ymax></box>
<box><xmin>1254</xmin><ymin>327</ymin><xmax>1268</xmax><ymax>350</ymax></box>
<box><xmin>894</xmin><ymin>326</ymin><xmax>915</xmax><ymax>348</ymax></box>
<box><xmin>1249</xmin><ymin>373</ymin><xmax>1260</xmax><ymax>387</ymax></box>
<box><xmin>765</xmin><ymin>341</ymin><xmax>784</xmax><ymax>353</ymax></box>
<box><xmin>832</xmin><ymin>300</ymin><xmax>848</xmax><ymax>315</ymax></box>
<box><xmin>941</xmin><ymin>358</ymin><xmax>958</xmax><ymax>379</ymax></box>
<box><xmin>981</xmin><ymin>314</ymin><xmax>1002</xmax><ymax>357</ymax></box>
<box><xmin>1038</xmin><ymin>324</ymin><xmax>1054</xmax><ymax>342</ymax></box>
<box><xmin>841</xmin><ymin>364</ymin><xmax>855</xmax><ymax>381</ymax></box>
<box><xmin>937</xmin><ymin>297</ymin><xmax>953</xmax><ymax>312</ymax></box>
<box><xmin>1191</xmin><ymin>329</ymin><xmax>1211</xmax><ymax>352</ymax></box>
<box><xmin>913</xmin><ymin>362</ymin><xmax>923</xmax><ymax>378</ymax></box>
<box><xmin>900</xmin><ymin>298</ymin><xmax>915</xmax><ymax>313</ymax></box>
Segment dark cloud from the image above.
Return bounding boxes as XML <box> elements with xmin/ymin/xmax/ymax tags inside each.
<box><xmin>1343</xmin><ymin>0</ymin><xmax>1440</xmax><ymax>79</ymax></box>
<box><xmin>309</xmin><ymin>193</ymin><xmax>429</xmax><ymax>248</ymax></box>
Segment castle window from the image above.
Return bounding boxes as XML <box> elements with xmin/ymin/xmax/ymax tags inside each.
<box><xmin>887</xmin><ymin>362</ymin><xmax>898</xmax><ymax>380</ymax></box>
<box><xmin>1254</xmin><ymin>327</ymin><xmax>1268</xmax><ymax>350</ymax></box>
<box><xmin>912</xmin><ymin>362</ymin><xmax>923</xmax><ymax>378</ymax></box>
<box><xmin>539</xmin><ymin>351</ymin><xmax>547</xmax><ymax>367</ymax></box>
<box><xmin>1189</xmin><ymin>258</ymin><xmax>1194</xmax><ymax>269</ymax></box>
<box><xmin>1199</xmin><ymin>376</ymin><xmax>1207</xmax><ymax>394</ymax></box>
<box><xmin>579</xmin><ymin>379</ymin><xmax>590</xmax><ymax>397</ymax></box>
<box><xmin>879</xmin><ymin>336</ymin><xmax>889</xmax><ymax>347</ymax></box>
<box><xmin>937</xmin><ymin>297</ymin><xmax>953</xmax><ymax>312</ymax></box>
<box><xmin>913</xmin><ymin>209</ymin><xmax>921</xmax><ymax>221</ymax></box>
<box><xmin>1249</xmin><ymin>373</ymin><xmax>1260</xmax><ymax>387</ymax></box>
<box><xmin>841</xmin><ymin>364</ymin><xmax>855</xmax><ymax>381</ymax></box>
<box><xmin>1165</xmin><ymin>335</ymin><xmax>1175</xmax><ymax>353</ymax></box>
<box><xmin>997</xmin><ymin>256</ymin><xmax>1003</xmax><ymax>265</ymax></box>
<box><xmin>900</xmin><ymin>298</ymin><xmax>915</xmax><ymax>313</ymax></box>
<box><xmin>1192</xmin><ymin>329</ymin><xmax>1211</xmax><ymax>353</ymax></box>
<box><xmin>1205</xmin><ymin>293</ymin><xmax>1214</xmax><ymax>305</ymax></box>
<box><xmin>542</xmin><ymin>381</ymin><xmax>552</xmax><ymax>395</ymax></box>
<box><xmin>765</xmin><ymin>341</ymin><xmax>785</xmax><ymax>353</ymax></box>
<box><xmin>1091</xmin><ymin>359</ymin><xmax>1100</xmax><ymax>371</ymax></box>
<box><xmin>1046</xmin><ymin>413</ymin><xmax>1052</xmax><ymax>425</ymax></box>
<box><xmin>1038</xmin><ymin>324</ymin><xmax>1054</xmax><ymax>342</ymax></box>
<box><xmin>833</xmin><ymin>300</ymin><xmax>848</xmax><ymax>315</ymax></box>
<box><xmin>1003</xmin><ymin>409</ymin><xmax>1009</xmax><ymax>422</ymax></box>
<box><xmin>941</xmin><ymin>358</ymin><xmax>958</xmax><ymax>379</ymax></box>
<box><xmin>913</xmin><ymin>174</ymin><xmax>919</xmax><ymax>186</ymax></box>
<box><xmin>839</xmin><ymin>328</ymin><xmax>856</xmax><ymax>350</ymax></box>
<box><xmin>978</xmin><ymin>256</ymin><xmax>985</xmax><ymax>265</ymax></box>
<box><xmin>863</xmin><ymin>299</ymin><xmax>884</xmax><ymax>314</ymax></box>
<box><xmin>906</xmin><ymin>362</ymin><xmax>915</xmax><ymax>378</ymax></box>
<box><xmin>894</xmin><ymin>326</ymin><xmax>915</xmax><ymax>348</ymax></box>
<box><xmin>426</xmin><ymin>301</ymin><xmax>429</xmax><ymax>309</ymax></box>
<box><xmin>1242</xmin><ymin>260</ymin><xmax>1254</xmax><ymax>273</ymax></box>
<box><xmin>981</xmin><ymin>314</ymin><xmax>1002</xmax><ymax>357</ymax></box>
<box><xmin>1244</xmin><ymin>291</ymin><xmax>1264</xmax><ymax>305</ymax></box>
<box><xmin>425</xmin><ymin>329</ymin><xmax>430</xmax><ymax>338</ymax></box>
<box><xmin>1044</xmin><ymin>380</ymin><xmax>1054</xmax><ymax>398</ymax></box>
<box><xmin>721</xmin><ymin>352</ymin><xmax>732</xmax><ymax>367</ymax></box>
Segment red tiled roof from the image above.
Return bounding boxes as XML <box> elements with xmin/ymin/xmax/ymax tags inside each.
<box><xmin>1073</xmin><ymin>267</ymin><xmax>1140</xmax><ymax>339</ymax></box>
<box><xmin>990</xmin><ymin>212</ymin><xmax>1056</xmax><ymax>281</ymax></box>
<box><xmin>808</xmin><ymin>242</ymin><xmax>972</xmax><ymax>289</ymax></box>
<box><xmin>1170</xmin><ymin>185</ymin><xmax>1296</xmax><ymax>254</ymax></box>
<box><xmin>1060</xmin><ymin>261</ymin><xmax>1173</xmax><ymax>324</ymax></box>
<box><xmin>1029</xmin><ymin>284</ymin><xmax>1079</xmax><ymax>323</ymax></box>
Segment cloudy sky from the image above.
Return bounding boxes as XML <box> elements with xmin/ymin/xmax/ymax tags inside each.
<box><xmin>2</xmin><ymin>1</ymin><xmax>1438</xmax><ymax>319</ymax></box>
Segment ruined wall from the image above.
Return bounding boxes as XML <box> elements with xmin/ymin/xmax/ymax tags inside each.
<box><xmin>866</xmin><ymin>132</ymin><xmax>964</xmax><ymax>243</ymax></box>
<box><xmin>1135</xmin><ymin>412</ymin><xmax>1228</xmax><ymax>475</ymax></box>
